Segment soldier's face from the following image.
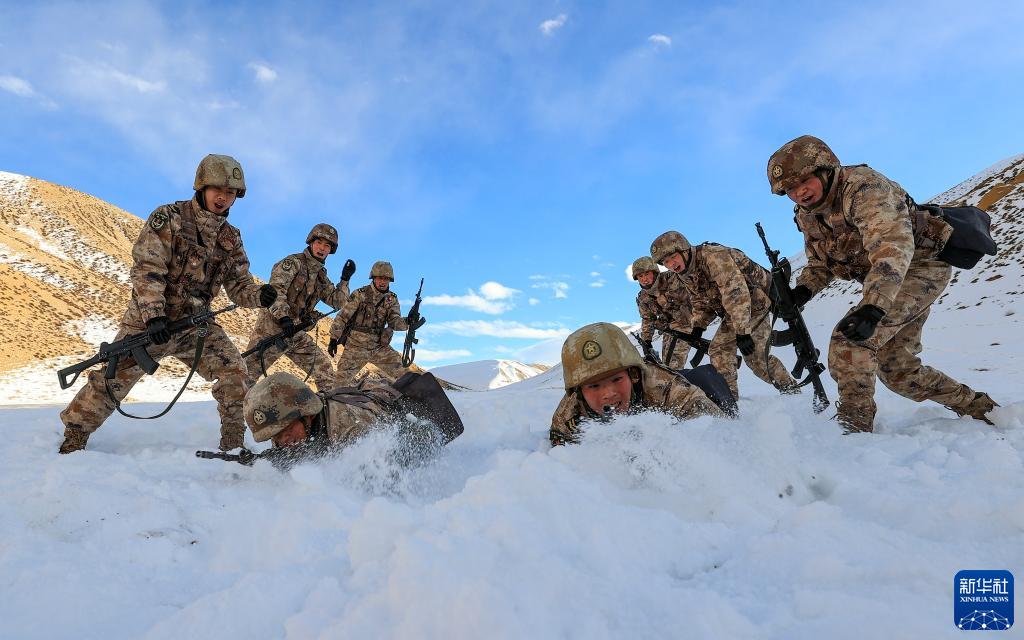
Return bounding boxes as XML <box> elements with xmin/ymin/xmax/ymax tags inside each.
<box><xmin>786</xmin><ymin>174</ymin><xmax>824</xmax><ymax>208</ymax></box>
<box><xmin>203</xmin><ymin>186</ymin><xmax>238</xmax><ymax>214</ymax></box>
<box><xmin>637</xmin><ymin>271</ymin><xmax>656</xmax><ymax>288</ymax></box>
<box><xmin>663</xmin><ymin>251</ymin><xmax>689</xmax><ymax>274</ymax></box>
<box><xmin>272</xmin><ymin>417</ymin><xmax>308</xmax><ymax>448</ymax></box>
<box><xmin>373</xmin><ymin>277</ymin><xmax>390</xmax><ymax>292</ymax></box>
<box><xmin>580</xmin><ymin>367</ymin><xmax>633</xmax><ymax>415</ymax></box>
<box><xmin>309</xmin><ymin>238</ymin><xmax>332</xmax><ymax>260</ymax></box>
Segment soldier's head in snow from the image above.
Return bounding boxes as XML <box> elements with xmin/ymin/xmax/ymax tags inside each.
<box><xmin>244</xmin><ymin>372</ymin><xmax>324</xmax><ymax>448</ymax></box>
<box><xmin>561</xmin><ymin>323</ymin><xmax>644</xmax><ymax>415</ymax></box>
<box><xmin>306</xmin><ymin>223</ymin><xmax>339</xmax><ymax>261</ymax></box>
<box><xmin>193</xmin><ymin>154</ymin><xmax>246</xmax><ymax>215</ymax></box>
<box><xmin>370</xmin><ymin>260</ymin><xmax>394</xmax><ymax>292</ymax></box>
<box><xmin>650</xmin><ymin>230</ymin><xmax>693</xmax><ymax>274</ymax></box>
<box><xmin>767</xmin><ymin>135</ymin><xmax>840</xmax><ymax>209</ymax></box>
<box><xmin>631</xmin><ymin>256</ymin><xmax>659</xmax><ymax>289</ymax></box>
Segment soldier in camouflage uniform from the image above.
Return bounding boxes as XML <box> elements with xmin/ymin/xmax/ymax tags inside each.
<box><xmin>327</xmin><ymin>261</ymin><xmax>425</xmax><ymax>384</ymax></box>
<box><xmin>58</xmin><ymin>155</ymin><xmax>279</xmax><ymax>453</ymax></box>
<box><xmin>632</xmin><ymin>256</ymin><xmax>692</xmax><ymax>369</ymax></box>
<box><xmin>550</xmin><ymin>322</ymin><xmax>722</xmax><ymax>446</ymax></box>
<box><xmin>651</xmin><ymin>231</ymin><xmax>797</xmax><ymax>400</ymax></box>
<box><xmin>242</xmin><ymin>223</ymin><xmax>355</xmax><ymax>391</ymax></box>
<box><xmin>767</xmin><ymin>135</ymin><xmax>997</xmax><ymax>432</ymax></box>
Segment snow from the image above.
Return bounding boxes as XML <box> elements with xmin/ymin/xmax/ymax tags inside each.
<box><xmin>429</xmin><ymin>359</ymin><xmax>547</xmax><ymax>390</ymax></box>
<box><xmin>0</xmin><ymin>240</ymin><xmax>78</xmax><ymax>290</ymax></box>
<box><xmin>0</xmin><ymin>170</ymin><xmax>30</xmax><ymax>204</ymax></box>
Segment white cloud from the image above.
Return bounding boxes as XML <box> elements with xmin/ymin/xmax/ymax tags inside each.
<box><xmin>423</xmin><ymin>281</ymin><xmax>520</xmax><ymax>314</ymax></box>
<box><xmin>589</xmin><ymin>280</ymin><xmax>606</xmax><ymax>288</ymax></box>
<box><xmin>427</xmin><ymin>320</ymin><xmax>569</xmax><ymax>339</ymax></box>
<box><xmin>648</xmin><ymin>34</ymin><xmax>672</xmax><ymax>47</ymax></box>
<box><xmin>531</xmin><ymin>281</ymin><xmax>569</xmax><ymax>299</ymax></box>
<box><xmin>478</xmin><ymin>281</ymin><xmax>519</xmax><ymax>300</ymax></box>
<box><xmin>413</xmin><ymin>348</ymin><xmax>472</xmax><ymax>362</ymax></box>
<box><xmin>249</xmin><ymin>63</ymin><xmax>278</xmax><ymax>83</ymax></box>
<box><xmin>528</xmin><ymin>274</ymin><xmax>546</xmax><ymax>280</ymax></box>
<box><xmin>539</xmin><ymin>14</ymin><xmax>567</xmax><ymax>36</ymax></box>
<box><xmin>589</xmin><ymin>271</ymin><xmax>600</xmax><ymax>277</ymax></box>
<box><xmin>528</xmin><ymin>297</ymin><xmax>540</xmax><ymax>306</ymax></box>
<box><xmin>0</xmin><ymin>75</ymin><xmax>36</xmax><ymax>98</ymax></box>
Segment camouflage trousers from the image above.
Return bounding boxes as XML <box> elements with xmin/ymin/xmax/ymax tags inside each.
<box><xmin>709</xmin><ymin>310</ymin><xmax>796</xmax><ymax>400</ymax></box>
<box><xmin>335</xmin><ymin>333</ymin><xmax>408</xmax><ymax>385</ymax></box>
<box><xmin>660</xmin><ymin>334</ymin><xmax>691</xmax><ymax>370</ymax></box>
<box><xmin>828</xmin><ymin>259</ymin><xmax>975</xmax><ymax>432</ymax></box>
<box><xmin>243</xmin><ymin>328</ymin><xmax>336</xmax><ymax>391</ymax></box>
<box><xmin>59</xmin><ymin>322</ymin><xmax>248</xmax><ymax>450</ymax></box>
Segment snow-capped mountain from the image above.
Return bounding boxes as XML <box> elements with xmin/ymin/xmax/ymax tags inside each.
<box><xmin>428</xmin><ymin>359</ymin><xmax>549</xmax><ymax>390</ymax></box>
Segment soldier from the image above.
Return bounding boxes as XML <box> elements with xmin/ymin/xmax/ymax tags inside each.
<box><xmin>550</xmin><ymin>322</ymin><xmax>722</xmax><ymax>446</ymax></box>
<box><xmin>767</xmin><ymin>135</ymin><xmax>997</xmax><ymax>432</ymax></box>
<box><xmin>242</xmin><ymin>368</ymin><xmax>462</xmax><ymax>469</ymax></box>
<box><xmin>650</xmin><ymin>231</ymin><xmax>797</xmax><ymax>400</ymax></box>
<box><xmin>327</xmin><ymin>261</ymin><xmax>425</xmax><ymax>384</ymax></box>
<box><xmin>632</xmin><ymin>256</ymin><xmax>692</xmax><ymax>369</ymax></box>
<box><xmin>242</xmin><ymin>223</ymin><xmax>356</xmax><ymax>391</ymax></box>
<box><xmin>58</xmin><ymin>154</ymin><xmax>278</xmax><ymax>454</ymax></box>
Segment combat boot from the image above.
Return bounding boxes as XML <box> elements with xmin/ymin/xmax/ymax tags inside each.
<box><xmin>58</xmin><ymin>427</ymin><xmax>90</xmax><ymax>454</ymax></box>
<box><xmin>949</xmin><ymin>392</ymin><xmax>999</xmax><ymax>426</ymax></box>
<box><xmin>835</xmin><ymin>402</ymin><xmax>873</xmax><ymax>434</ymax></box>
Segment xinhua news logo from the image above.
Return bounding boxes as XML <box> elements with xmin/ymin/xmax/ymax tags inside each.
<box><xmin>954</xmin><ymin>570</ymin><xmax>1013</xmax><ymax>631</ymax></box>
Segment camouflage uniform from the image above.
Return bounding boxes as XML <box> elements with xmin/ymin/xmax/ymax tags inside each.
<box><xmin>549</xmin><ymin>322</ymin><xmax>721</xmax><ymax>446</ymax></box>
<box><xmin>60</xmin><ymin>156</ymin><xmax>265</xmax><ymax>451</ymax></box>
<box><xmin>243</xmin><ymin>244</ymin><xmax>349</xmax><ymax>391</ymax></box>
<box><xmin>769</xmin><ymin>135</ymin><xmax>992</xmax><ymax>432</ymax></box>
<box><xmin>639</xmin><ymin>271</ymin><xmax>694</xmax><ymax>368</ymax></box>
<box><xmin>329</xmin><ymin>281</ymin><xmax>410</xmax><ymax>384</ymax></box>
<box><xmin>652</xmin><ymin>232</ymin><xmax>797</xmax><ymax>399</ymax></box>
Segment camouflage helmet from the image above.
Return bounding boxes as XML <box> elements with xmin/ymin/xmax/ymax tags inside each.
<box><xmin>631</xmin><ymin>256</ymin><xmax>659</xmax><ymax>281</ymax></box>
<box><xmin>243</xmin><ymin>372</ymin><xmax>323</xmax><ymax>443</ymax></box>
<box><xmin>767</xmin><ymin>135</ymin><xmax>840</xmax><ymax>196</ymax></box>
<box><xmin>561</xmin><ymin>322</ymin><xmax>643</xmax><ymax>390</ymax></box>
<box><xmin>650</xmin><ymin>231</ymin><xmax>692</xmax><ymax>265</ymax></box>
<box><xmin>306</xmin><ymin>223</ymin><xmax>338</xmax><ymax>254</ymax></box>
<box><xmin>369</xmin><ymin>260</ymin><xmax>394</xmax><ymax>282</ymax></box>
<box><xmin>194</xmin><ymin>154</ymin><xmax>246</xmax><ymax>198</ymax></box>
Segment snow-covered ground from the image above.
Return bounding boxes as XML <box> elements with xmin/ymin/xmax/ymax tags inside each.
<box><xmin>429</xmin><ymin>359</ymin><xmax>547</xmax><ymax>390</ymax></box>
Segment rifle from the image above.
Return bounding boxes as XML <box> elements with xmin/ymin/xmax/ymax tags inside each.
<box><xmin>196</xmin><ymin>449</ymin><xmax>261</xmax><ymax>466</ymax></box>
<box><xmin>401</xmin><ymin>278</ymin><xmax>425</xmax><ymax>367</ymax></box>
<box><xmin>241</xmin><ymin>309</ymin><xmax>339</xmax><ymax>377</ymax></box>
<box><xmin>662</xmin><ymin>328</ymin><xmax>712</xmax><ymax>368</ymax></box>
<box><xmin>755</xmin><ymin>222</ymin><xmax>829</xmax><ymax>413</ymax></box>
<box><xmin>58</xmin><ymin>304</ymin><xmax>238</xmax><ymax>390</ymax></box>
<box><xmin>631</xmin><ymin>331</ymin><xmax>662</xmax><ymax>365</ymax></box>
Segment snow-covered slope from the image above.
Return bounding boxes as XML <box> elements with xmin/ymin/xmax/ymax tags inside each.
<box><xmin>428</xmin><ymin>359</ymin><xmax>548</xmax><ymax>390</ymax></box>
<box><xmin>0</xmin><ymin>156</ymin><xmax>1022</xmax><ymax>639</ymax></box>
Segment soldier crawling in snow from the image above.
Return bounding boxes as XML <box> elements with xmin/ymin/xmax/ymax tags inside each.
<box><xmin>650</xmin><ymin>230</ymin><xmax>797</xmax><ymax>401</ymax></box>
<box><xmin>242</xmin><ymin>223</ymin><xmax>355</xmax><ymax>391</ymax></box>
<box><xmin>766</xmin><ymin>135</ymin><xmax>998</xmax><ymax>433</ymax></box>
<box><xmin>328</xmin><ymin>261</ymin><xmax>425</xmax><ymax>385</ymax></box>
<box><xmin>632</xmin><ymin>256</ymin><xmax>693</xmax><ymax>369</ymax></box>
<box><xmin>550</xmin><ymin>322</ymin><xmax>722</xmax><ymax>446</ymax></box>
<box><xmin>58</xmin><ymin>154</ymin><xmax>278</xmax><ymax>454</ymax></box>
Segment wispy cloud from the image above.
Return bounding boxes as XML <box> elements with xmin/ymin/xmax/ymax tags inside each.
<box><xmin>0</xmin><ymin>75</ymin><xmax>36</xmax><ymax>98</ymax></box>
<box><xmin>589</xmin><ymin>280</ymin><xmax>606</xmax><ymax>288</ymax></box>
<box><xmin>427</xmin><ymin>320</ymin><xmax>569</xmax><ymax>339</ymax></box>
<box><xmin>423</xmin><ymin>281</ymin><xmax>520</xmax><ymax>314</ymax></box>
<box><xmin>249</xmin><ymin>63</ymin><xmax>278</xmax><ymax>83</ymax></box>
<box><xmin>539</xmin><ymin>14</ymin><xmax>567</xmax><ymax>36</ymax></box>
<box><xmin>528</xmin><ymin>297</ymin><xmax>540</xmax><ymax>306</ymax></box>
<box><xmin>648</xmin><ymin>34</ymin><xmax>672</xmax><ymax>47</ymax></box>
<box><xmin>531</xmin><ymin>280</ymin><xmax>569</xmax><ymax>298</ymax></box>
<box><xmin>589</xmin><ymin>271</ymin><xmax>600</xmax><ymax>277</ymax></box>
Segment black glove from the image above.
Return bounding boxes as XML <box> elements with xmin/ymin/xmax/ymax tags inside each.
<box><xmin>736</xmin><ymin>333</ymin><xmax>755</xmax><ymax>356</ymax></box>
<box><xmin>259</xmin><ymin>284</ymin><xmax>278</xmax><ymax>308</ymax></box>
<box><xmin>791</xmin><ymin>285</ymin><xmax>813</xmax><ymax>308</ymax></box>
<box><xmin>837</xmin><ymin>304</ymin><xmax>885</xmax><ymax>342</ymax></box>
<box><xmin>410</xmin><ymin>315</ymin><xmax>426</xmax><ymax>330</ymax></box>
<box><xmin>146</xmin><ymin>316</ymin><xmax>171</xmax><ymax>345</ymax></box>
<box><xmin>277</xmin><ymin>316</ymin><xmax>295</xmax><ymax>334</ymax></box>
<box><xmin>341</xmin><ymin>259</ymin><xmax>356</xmax><ymax>282</ymax></box>
<box><xmin>640</xmin><ymin>338</ymin><xmax>654</xmax><ymax>353</ymax></box>
<box><xmin>327</xmin><ymin>339</ymin><xmax>339</xmax><ymax>358</ymax></box>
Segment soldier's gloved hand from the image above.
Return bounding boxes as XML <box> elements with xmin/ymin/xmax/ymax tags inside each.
<box><xmin>341</xmin><ymin>259</ymin><xmax>356</xmax><ymax>282</ymax></box>
<box><xmin>640</xmin><ymin>338</ymin><xmax>654</xmax><ymax>353</ymax></box>
<box><xmin>328</xmin><ymin>339</ymin><xmax>339</xmax><ymax>358</ymax></box>
<box><xmin>278</xmin><ymin>316</ymin><xmax>295</xmax><ymax>334</ymax></box>
<box><xmin>259</xmin><ymin>284</ymin><xmax>278</xmax><ymax>308</ymax></box>
<box><xmin>837</xmin><ymin>304</ymin><xmax>885</xmax><ymax>342</ymax></box>
<box><xmin>736</xmin><ymin>333</ymin><xmax>755</xmax><ymax>357</ymax></box>
<box><xmin>792</xmin><ymin>285</ymin><xmax>813</xmax><ymax>308</ymax></box>
<box><xmin>146</xmin><ymin>316</ymin><xmax>171</xmax><ymax>345</ymax></box>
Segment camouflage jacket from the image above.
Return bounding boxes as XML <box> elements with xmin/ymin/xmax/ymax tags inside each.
<box><xmin>264</xmin><ymin>249</ymin><xmax>350</xmax><ymax>323</ymax></box>
<box><xmin>793</xmin><ymin>165</ymin><xmax>952</xmax><ymax>313</ymax></box>
<box><xmin>549</xmin><ymin>364</ymin><xmax>721</xmax><ymax>445</ymax></box>
<box><xmin>128</xmin><ymin>196</ymin><xmax>262</xmax><ymax>326</ymax></box>
<box><xmin>329</xmin><ymin>284</ymin><xmax>409</xmax><ymax>342</ymax></box>
<box><xmin>637</xmin><ymin>271</ymin><xmax>693</xmax><ymax>342</ymax></box>
<box><xmin>681</xmin><ymin>243</ymin><xmax>772</xmax><ymax>334</ymax></box>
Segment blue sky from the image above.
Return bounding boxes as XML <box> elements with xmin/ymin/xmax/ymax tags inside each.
<box><xmin>2</xmin><ymin>1</ymin><xmax>1022</xmax><ymax>366</ymax></box>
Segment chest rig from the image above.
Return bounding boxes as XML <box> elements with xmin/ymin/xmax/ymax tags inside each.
<box><xmin>166</xmin><ymin>201</ymin><xmax>235</xmax><ymax>312</ymax></box>
<box><xmin>285</xmin><ymin>253</ymin><xmax>326</xmax><ymax>317</ymax></box>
